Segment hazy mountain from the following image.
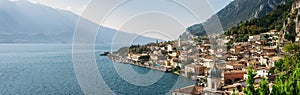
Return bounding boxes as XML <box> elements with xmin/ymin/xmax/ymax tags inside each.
<box><xmin>185</xmin><ymin>0</ymin><xmax>286</xmax><ymax>36</ymax></box>
<box><xmin>0</xmin><ymin>0</ymin><xmax>157</xmax><ymax>44</ymax></box>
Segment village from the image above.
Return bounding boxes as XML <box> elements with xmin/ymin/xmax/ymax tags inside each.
<box><xmin>108</xmin><ymin>0</ymin><xmax>300</xmax><ymax>94</ymax></box>
<box><xmin>108</xmin><ymin>28</ymin><xmax>288</xmax><ymax>95</ymax></box>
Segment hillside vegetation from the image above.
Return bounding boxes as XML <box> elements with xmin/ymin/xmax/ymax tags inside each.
<box><xmin>224</xmin><ymin>1</ymin><xmax>292</xmax><ymax>42</ymax></box>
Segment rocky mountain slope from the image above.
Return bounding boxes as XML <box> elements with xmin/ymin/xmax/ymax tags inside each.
<box><xmin>185</xmin><ymin>0</ymin><xmax>286</xmax><ymax>37</ymax></box>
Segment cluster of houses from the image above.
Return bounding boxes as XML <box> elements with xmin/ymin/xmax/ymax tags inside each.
<box><xmin>107</xmin><ymin>0</ymin><xmax>300</xmax><ymax>94</ymax></box>
<box><xmin>110</xmin><ymin>29</ymin><xmax>281</xmax><ymax>95</ymax></box>
<box><xmin>172</xmin><ymin>30</ymin><xmax>284</xmax><ymax>95</ymax></box>
<box><xmin>172</xmin><ymin>0</ymin><xmax>300</xmax><ymax>92</ymax></box>
<box><xmin>113</xmin><ymin>28</ymin><xmax>286</xmax><ymax>95</ymax></box>
<box><xmin>126</xmin><ymin>43</ymin><xmax>181</xmax><ymax>72</ymax></box>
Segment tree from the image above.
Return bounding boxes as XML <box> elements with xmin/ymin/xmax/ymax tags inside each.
<box><xmin>258</xmin><ymin>78</ymin><xmax>270</xmax><ymax>95</ymax></box>
<box><xmin>271</xmin><ymin>47</ymin><xmax>300</xmax><ymax>95</ymax></box>
<box><xmin>283</xmin><ymin>43</ymin><xmax>300</xmax><ymax>53</ymax></box>
<box><xmin>271</xmin><ymin>73</ymin><xmax>285</xmax><ymax>94</ymax></box>
<box><xmin>274</xmin><ymin>59</ymin><xmax>284</xmax><ymax>73</ymax></box>
<box><xmin>232</xmin><ymin>89</ymin><xmax>239</xmax><ymax>95</ymax></box>
<box><xmin>243</xmin><ymin>65</ymin><xmax>258</xmax><ymax>95</ymax></box>
<box><xmin>138</xmin><ymin>55</ymin><xmax>150</xmax><ymax>63</ymax></box>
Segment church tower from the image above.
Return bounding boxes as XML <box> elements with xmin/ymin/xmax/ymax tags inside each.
<box><xmin>178</xmin><ymin>38</ymin><xmax>181</xmax><ymax>47</ymax></box>
<box><xmin>204</xmin><ymin>62</ymin><xmax>223</xmax><ymax>95</ymax></box>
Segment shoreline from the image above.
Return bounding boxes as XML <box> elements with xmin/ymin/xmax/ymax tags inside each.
<box><xmin>107</xmin><ymin>54</ymin><xmax>173</xmax><ymax>73</ymax></box>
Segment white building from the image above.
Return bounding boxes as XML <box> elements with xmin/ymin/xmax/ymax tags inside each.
<box><xmin>259</xmin><ymin>56</ymin><xmax>268</xmax><ymax>65</ymax></box>
<box><xmin>167</xmin><ymin>44</ymin><xmax>173</xmax><ymax>52</ymax></box>
<box><xmin>203</xmin><ymin>58</ymin><xmax>213</xmax><ymax>68</ymax></box>
<box><xmin>244</xmin><ymin>67</ymin><xmax>269</xmax><ymax>79</ymax></box>
<box><xmin>256</xmin><ymin>67</ymin><xmax>269</xmax><ymax>78</ymax></box>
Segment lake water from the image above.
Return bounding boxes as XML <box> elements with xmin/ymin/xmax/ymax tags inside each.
<box><xmin>0</xmin><ymin>44</ymin><xmax>194</xmax><ymax>95</ymax></box>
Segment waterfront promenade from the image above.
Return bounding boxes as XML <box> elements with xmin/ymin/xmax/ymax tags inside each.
<box><xmin>107</xmin><ymin>54</ymin><xmax>170</xmax><ymax>72</ymax></box>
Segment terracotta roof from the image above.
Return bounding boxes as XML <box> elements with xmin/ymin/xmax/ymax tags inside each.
<box><xmin>271</xmin><ymin>56</ymin><xmax>281</xmax><ymax>61</ymax></box>
<box><xmin>223</xmin><ymin>83</ymin><xmax>243</xmax><ymax>89</ymax></box>
<box><xmin>185</xmin><ymin>63</ymin><xmax>205</xmax><ymax>68</ymax></box>
<box><xmin>255</xmin><ymin>67</ymin><xmax>269</xmax><ymax>70</ymax></box>
<box><xmin>232</xmin><ymin>64</ymin><xmax>244</xmax><ymax>67</ymax></box>
<box><xmin>173</xmin><ymin>85</ymin><xmax>204</xmax><ymax>94</ymax></box>
<box><xmin>191</xmin><ymin>86</ymin><xmax>204</xmax><ymax>95</ymax></box>
<box><xmin>224</xmin><ymin>70</ymin><xmax>246</xmax><ymax>74</ymax></box>
<box><xmin>263</xmin><ymin>47</ymin><xmax>275</xmax><ymax>50</ymax></box>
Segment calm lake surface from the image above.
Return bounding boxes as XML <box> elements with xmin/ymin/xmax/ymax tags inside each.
<box><xmin>0</xmin><ymin>44</ymin><xmax>194</xmax><ymax>95</ymax></box>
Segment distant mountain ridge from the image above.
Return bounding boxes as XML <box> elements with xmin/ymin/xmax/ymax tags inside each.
<box><xmin>0</xmin><ymin>0</ymin><xmax>157</xmax><ymax>44</ymax></box>
<box><xmin>185</xmin><ymin>0</ymin><xmax>286</xmax><ymax>37</ymax></box>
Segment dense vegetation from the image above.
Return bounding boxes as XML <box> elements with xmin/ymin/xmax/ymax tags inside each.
<box><xmin>244</xmin><ymin>43</ymin><xmax>300</xmax><ymax>95</ymax></box>
<box><xmin>244</xmin><ymin>65</ymin><xmax>271</xmax><ymax>95</ymax></box>
<box><xmin>129</xmin><ymin>45</ymin><xmax>150</xmax><ymax>54</ymax></box>
<box><xmin>243</xmin><ymin>66</ymin><xmax>258</xmax><ymax>95</ymax></box>
<box><xmin>270</xmin><ymin>43</ymin><xmax>300</xmax><ymax>94</ymax></box>
<box><xmin>128</xmin><ymin>41</ymin><xmax>174</xmax><ymax>54</ymax></box>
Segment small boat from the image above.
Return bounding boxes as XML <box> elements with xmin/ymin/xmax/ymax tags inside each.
<box><xmin>100</xmin><ymin>52</ymin><xmax>110</xmax><ymax>56</ymax></box>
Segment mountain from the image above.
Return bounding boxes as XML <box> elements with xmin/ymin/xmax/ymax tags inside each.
<box><xmin>0</xmin><ymin>0</ymin><xmax>157</xmax><ymax>44</ymax></box>
<box><xmin>224</xmin><ymin>0</ymin><xmax>292</xmax><ymax>43</ymax></box>
<box><xmin>224</xmin><ymin>0</ymin><xmax>300</xmax><ymax>43</ymax></box>
<box><xmin>185</xmin><ymin>0</ymin><xmax>286</xmax><ymax>37</ymax></box>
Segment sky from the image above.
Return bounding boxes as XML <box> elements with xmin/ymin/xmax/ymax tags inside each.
<box><xmin>27</xmin><ymin>0</ymin><xmax>233</xmax><ymax>40</ymax></box>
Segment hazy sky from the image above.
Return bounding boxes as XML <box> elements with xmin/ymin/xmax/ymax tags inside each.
<box><xmin>28</xmin><ymin>0</ymin><xmax>233</xmax><ymax>40</ymax></box>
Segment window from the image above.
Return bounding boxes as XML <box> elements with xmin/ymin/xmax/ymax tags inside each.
<box><xmin>212</xmin><ymin>82</ymin><xmax>215</xmax><ymax>89</ymax></box>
